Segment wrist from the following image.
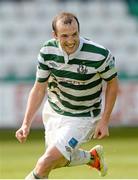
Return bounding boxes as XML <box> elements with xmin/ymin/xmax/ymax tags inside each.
<box><xmin>22</xmin><ymin>120</ymin><xmax>31</xmax><ymax>129</ymax></box>
<box><xmin>100</xmin><ymin>118</ymin><xmax>110</xmax><ymax>126</ymax></box>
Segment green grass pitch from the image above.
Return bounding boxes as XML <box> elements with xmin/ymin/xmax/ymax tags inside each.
<box><xmin>0</xmin><ymin>127</ymin><xmax>138</xmax><ymax>179</ymax></box>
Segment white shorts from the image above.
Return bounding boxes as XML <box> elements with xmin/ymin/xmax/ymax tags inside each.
<box><xmin>42</xmin><ymin>103</ymin><xmax>101</xmax><ymax>160</ymax></box>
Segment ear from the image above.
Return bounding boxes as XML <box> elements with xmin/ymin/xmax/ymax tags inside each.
<box><xmin>52</xmin><ymin>31</ymin><xmax>58</xmax><ymax>40</ymax></box>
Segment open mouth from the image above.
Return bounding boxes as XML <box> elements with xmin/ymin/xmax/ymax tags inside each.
<box><xmin>66</xmin><ymin>44</ymin><xmax>75</xmax><ymax>48</ymax></box>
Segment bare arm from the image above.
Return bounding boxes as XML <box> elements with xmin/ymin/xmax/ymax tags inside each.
<box><xmin>15</xmin><ymin>81</ymin><xmax>48</xmax><ymax>143</ymax></box>
<box><xmin>94</xmin><ymin>77</ymin><xmax>118</xmax><ymax>139</ymax></box>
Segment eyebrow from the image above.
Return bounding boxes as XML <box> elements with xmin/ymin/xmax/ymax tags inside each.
<box><xmin>61</xmin><ymin>31</ymin><xmax>78</xmax><ymax>36</ymax></box>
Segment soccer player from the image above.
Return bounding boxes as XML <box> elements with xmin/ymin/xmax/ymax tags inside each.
<box><xmin>15</xmin><ymin>12</ymin><xmax>118</xmax><ymax>179</ymax></box>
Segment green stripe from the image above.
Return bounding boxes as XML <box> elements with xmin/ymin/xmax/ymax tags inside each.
<box><xmin>51</xmin><ymin>69</ymin><xmax>95</xmax><ymax>80</ymax></box>
<box><xmin>100</xmin><ymin>65</ymin><xmax>110</xmax><ymax>73</ymax></box>
<box><xmin>49</xmin><ymin>100</ymin><xmax>101</xmax><ymax>116</ymax></box>
<box><xmin>38</xmin><ymin>63</ymin><xmax>49</xmax><ymax>70</ymax></box>
<box><xmin>51</xmin><ymin>91</ymin><xmax>101</xmax><ymax>109</ymax></box>
<box><xmin>59</xmin><ymin>78</ymin><xmax>102</xmax><ymax>90</ymax></box>
<box><xmin>59</xmin><ymin>98</ymin><xmax>89</xmax><ymax>110</ymax></box>
<box><xmin>60</xmin><ymin>88</ymin><xmax>102</xmax><ymax>101</ymax></box>
<box><xmin>37</xmin><ymin>77</ymin><xmax>49</xmax><ymax>82</ymax></box>
<box><xmin>69</xmin><ymin>58</ymin><xmax>105</xmax><ymax>68</ymax></box>
<box><xmin>81</xmin><ymin>43</ymin><xmax>109</xmax><ymax>57</ymax></box>
<box><xmin>93</xmin><ymin>100</ymin><xmax>102</xmax><ymax>108</ymax></box>
<box><xmin>44</xmin><ymin>39</ymin><xmax>58</xmax><ymax>47</ymax></box>
<box><xmin>62</xmin><ymin>111</ymin><xmax>92</xmax><ymax>117</ymax></box>
<box><xmin>40</xmin><ymin>53</ymin><xmax>64</xmax><ymax>63</ymax></box>
<box><xmin>104</xmin><ymin>73</ymin><xmax>117</xmax><ymax>81</ymax></box>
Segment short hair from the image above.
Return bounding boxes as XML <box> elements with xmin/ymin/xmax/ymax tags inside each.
<box><xmin>52</xmin><ymin>12</ymin><xmax>80</xmax><ymax>33</ymax></box>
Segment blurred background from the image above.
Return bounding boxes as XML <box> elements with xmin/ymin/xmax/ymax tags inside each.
<box><xmin>0</xmin><ymin>0</ymin><xmax>138</xmax><ymax>178</ymax></box>
<box><xmin>0</xmin><ymin>0</ymin><xmax>138</xmax><ymax>128</ymax></box>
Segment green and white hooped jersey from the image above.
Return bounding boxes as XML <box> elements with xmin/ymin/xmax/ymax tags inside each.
<box><xmin>36</xmin><ymin>37</ymin><xmax>117</xmax><ymax>117</ymax></box>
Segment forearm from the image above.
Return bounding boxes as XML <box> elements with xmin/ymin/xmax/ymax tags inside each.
<box><xmin>102</xmin><ymin>78</ymin><xmax>118</xmax><ymax>124</ymax></box>
<box><xmin>22</xmin><ymin>82</ymin><xmax>47</xmax><ymax>128</ymax></box>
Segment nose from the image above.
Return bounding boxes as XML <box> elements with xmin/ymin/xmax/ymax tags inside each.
<box><xmin>67</xmin><ymin>36</ymin><xmax>74</xmax><ymax>44</ymax></box>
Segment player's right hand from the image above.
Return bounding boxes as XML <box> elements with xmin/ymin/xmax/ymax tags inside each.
<box><xmin>15</xmin><ymin>125</ymin><xmax>30</xmax><ymax>143</ymax></box>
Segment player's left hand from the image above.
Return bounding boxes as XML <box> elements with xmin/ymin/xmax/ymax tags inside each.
<box><xmin>93</xmin><ymin>120</ymin><xmax>109</xmax><ymax>139</ymax></box>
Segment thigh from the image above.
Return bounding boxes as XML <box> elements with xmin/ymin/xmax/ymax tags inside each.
<box><xmin>45</xmin><ymin>116</ymin><xmax>99</xmax><ymax>160</ymax></box>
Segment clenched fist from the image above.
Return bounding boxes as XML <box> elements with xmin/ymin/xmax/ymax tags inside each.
<box><xmin>15</xmin><ymin>125</ymin><xmax>30</xmax><ymax>143</ymax></box>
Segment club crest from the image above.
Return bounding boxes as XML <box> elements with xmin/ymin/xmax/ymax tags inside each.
<box><xmin>77</xmin><ymin>64</ymin><xmax>88</xmax><ymax>74</ymax></box>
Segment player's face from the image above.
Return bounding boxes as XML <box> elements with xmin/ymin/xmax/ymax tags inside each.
<box><xmin>53</xmin><ymin>19</ymin><xmax>80</xmax><ymax>55</ymax></box>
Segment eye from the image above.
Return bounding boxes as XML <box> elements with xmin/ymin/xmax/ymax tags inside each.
<box><xmin>72</xmin><ymin>32</ymin><xmax>77</xmax><ymax>37</ymax></box>
<box><xmin>61</xmin><ymin>34</ymin><xmax>68</xmax><ymax>38</ymax></box>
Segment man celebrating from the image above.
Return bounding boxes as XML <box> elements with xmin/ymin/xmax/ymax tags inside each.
<box><xmin>16</xmin><ymin>12</ymin><xmax>118</xmax><ymax>179</ymax></box>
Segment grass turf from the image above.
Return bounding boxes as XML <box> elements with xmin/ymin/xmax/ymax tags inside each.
<box><xmin>0</xmin><ymin>127</ymin><xmax>138</xmax><ymax>179</ymax></box>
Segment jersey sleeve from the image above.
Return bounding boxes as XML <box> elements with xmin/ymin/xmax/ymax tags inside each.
<box><xmin>36</xmin><ymin>47</ymin><xmax>50</xmax><ymax>83</ymax></box>
<box><xmin>98</xmin><ymin>51</ymin><xmax>118</xmax><ymax>81</ymax></box>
